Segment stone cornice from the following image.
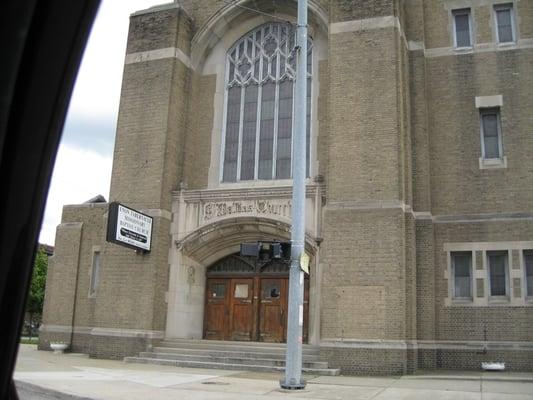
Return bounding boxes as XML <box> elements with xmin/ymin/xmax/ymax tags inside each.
<box><xmin>174</xmin><ymin>184</ymin><xmax>323</xmax><ymax>203</ymax></box>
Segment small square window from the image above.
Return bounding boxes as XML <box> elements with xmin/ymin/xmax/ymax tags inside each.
<box><xmin>451</xmin><ymin>252</ymin><xmax>472</xmax><ymax>299</ymax></box>
<box><xmin>234</xmin><ymin>283</ymin><xmax>249</xmax><ymax>298</ymax></box>
<box><xmin>210</xmin><ymin>283</ymin><xmax>226</xmax><ymax>298</ymax></box>
<box><xmin>524</xmin><ymin>250</ymin><xmax>533</xmax><ymax>298</ymax></box>
<box><xmin>494</xmin><ymin>4</ymin><xmax>515</xmax><ymax>44</ymax></box>
<box><xmin>480</xmin><ymin>108</ymin><xmax>503</xmax><ymax>160</ymax></box>
<box><xmin>453</xmin><ymin>9</ymin><xmax>472</xmax><ymax>48</ymax></box>
<box><xmin>488</xmin><ymin>251</ymin><xmax>509</xmax><ymax>297</ymax></box>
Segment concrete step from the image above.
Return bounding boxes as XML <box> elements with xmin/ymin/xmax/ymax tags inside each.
<box><xmin>158</xmin><ymin>340</ymin><xmax>319</xmax><ymax>355</ymax></box>
<box><xmin>124</xmin><ymin>356</ymin><xmax>340</xmax><ymax>376</ymax></box>
<box><xmin>138</xmin><ymin>352</ymin><xmax>329</xmax><ymax>368</ymax></box>
<box><xmin>151</xmin><ymin>346</ymin><xmax>320</xmax><ymax>361</ymax></box>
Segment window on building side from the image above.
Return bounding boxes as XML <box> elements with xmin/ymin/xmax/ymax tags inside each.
<box><xmin>525</xmin><ymin>250</ymin><xmax>533</xmax><ymax>298</ymax></box>
<box><xmin>494</xmin><ymin>4</ymin><xmax>515</xmax><ymax>43</ymax></box>
<box><xmin>453</xmin><ymin>9</ymin><xmax>472</xmax><ymax>48</ymax></box>
<box><xmin>488</xmin><ymin>251</ymin><xmax>508</xmax><ymax>297</ymax></box>
<box><xmin>222</xmin><ymin>23</ymin><xmax>312</xmax><ymax>182</ymax></box>
<box><xmin>89</xmin><ymin>251</ymin><xmax>100</xmax><ymax>297</ymax></box>
<box><xmin>451</xmin><ymin>252</ymin><xmax>472</xmax><ymax>299</ymax></box>
<box><xmin>480</xmin><ymin>108</ymin><xmax>503</xmax><ymax>159</ymax></box>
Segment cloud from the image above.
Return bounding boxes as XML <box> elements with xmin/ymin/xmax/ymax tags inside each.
<box><xmin>67</xmin><ymin>0</ymin><xmax>162</xmax><ymax>120</ymax></box>
<box><xmin>38</xmin><ymin>0</ymin><xmax>161</xmax><ymax>245</ymax></box>
<box><xmin>39</xmin><ymin>144</ymin><xmax>112</xmax><ymax>245</ymax></box>
<box><xmin>61</xmin><ymin>114</ymin><xmax>116</xmax><ymax>156</ymax></box>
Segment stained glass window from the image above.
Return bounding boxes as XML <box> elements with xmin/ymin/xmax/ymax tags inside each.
<box><xmin>222</xmin><ymin>23</ymin><xmax>313</xmax><ymax>182</ymax></box>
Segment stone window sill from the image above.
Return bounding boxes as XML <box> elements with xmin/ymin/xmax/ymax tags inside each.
<box><xmin>488</xmin><ymin>296</ymin><xmax>510</xmax><ymax>304</ymax></box>
<box><xmin>453</xmin><ymin>46</ymin><xmax>473</xmax><ymax>54</ymax></box>
<box><xmin>451</xmin><ymin>298</ymin><xmax>473</xmax><ymax>304</ymax></box>
<box><xmin>479</xmin><ymin>156</ymin><xmax>507</xmax><ymax>170</ymax></box>
<box><xmin>497</xmin><ymin>42</ymin><xmax>516</xmax><ymax>49</ymax></box>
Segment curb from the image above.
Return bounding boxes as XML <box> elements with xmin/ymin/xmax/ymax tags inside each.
<box><xmin>15</xmin><ymin>380</ymin><xmax>96</xmax><ymax>400</ymax></box>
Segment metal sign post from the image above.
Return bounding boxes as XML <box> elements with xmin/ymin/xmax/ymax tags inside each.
<box><xmin>280</xmin><ymin>0</ymin><xmax>307</xmax><ymax>390</ymax></box>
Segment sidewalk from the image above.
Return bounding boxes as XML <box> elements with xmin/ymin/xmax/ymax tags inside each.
<box><xmin>14</xmin><ymin>345</ymin><xmax>533</xmax><ymax>400</ymax></box>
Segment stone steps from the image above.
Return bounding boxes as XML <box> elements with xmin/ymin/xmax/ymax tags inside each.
<box><xmin>124</xmin><ymin>339</ymin><xmax>339</xmax><ymax>376</ymax></box>
<box><xmin>150</xmin><ymin>346</ymin><xmax>321</xmax><ymax>361</ymax></box>
<box><xmin>136</xmin><ymin>351</ymin><xmax>329</xmax><ymax>368</ymax></box>
<box><xmin>159</xmin><ymin>339</ymin><xmax>320</xmax><ymax>354</ymax></box>
<box><xmin>124</xmin><ymin>356</ymin><xmax>340</xmax><ymax>376</ymax></box>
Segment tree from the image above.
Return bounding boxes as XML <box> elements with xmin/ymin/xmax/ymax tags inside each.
<box><xmin>25</xmin><ymin>247</ymin><xmax>48</xmax><ymax>337</ymax></box>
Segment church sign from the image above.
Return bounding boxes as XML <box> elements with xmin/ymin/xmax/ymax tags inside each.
<box><xmin>106</xmin><ymin>202</ymin><xmax>153</xmax><ymax>252</ymax></box>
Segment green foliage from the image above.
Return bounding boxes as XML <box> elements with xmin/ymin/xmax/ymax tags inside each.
<box><xmin>26</xmin><ymin>248</ymin><xmax>48</xmax><ymax>331</ymax></box>
<box><xmin>20</xmin><ymin>337</ymin><xmax>39</xmax><ymax>345</ymax></box>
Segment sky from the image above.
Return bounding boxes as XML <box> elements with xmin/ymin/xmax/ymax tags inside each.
<box><xmin>38</xmin><ymin>0</ymin><xmax>161</xmax><ymax>245</ymax></box>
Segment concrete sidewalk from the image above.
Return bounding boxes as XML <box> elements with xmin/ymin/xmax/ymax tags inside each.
<box><xmin>14</xmin><ymin>345</ymin><xmax>533</xmax><ymax>399</ymax></box>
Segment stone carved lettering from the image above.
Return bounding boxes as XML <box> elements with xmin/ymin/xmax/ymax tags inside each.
<box><xmin>202</xmin><ymin>200</ymin><xmax>292</xmax><ymax>222</ymax></box>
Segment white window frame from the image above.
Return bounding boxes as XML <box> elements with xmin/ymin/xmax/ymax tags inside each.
<box><xmin>89</xmin><ymin>248</ymin><xmax>101</xmax><ymax>298</ymax></box>
<box><xmin>487</xmin><ymin>250</ymin><xmax>510</xmax><ymax>300</ymax></box>
<box><xmin>479</xmin><ymin>107</ymin><xmax>504</xmax><ymax>160</ymax></box>
<box><xmin>493</xmin><ymin>3</ymin><xmax>516</xmax><ymax>44</ymax></box>
<box><xmin>452</xmin><ymin>8</ymin><xmax>473</xmax><ymax>49</ymax></box>
<box><xmin>451</xmin><ymin>251</ymin><xmax>473</xmax><ymax>301</ymax></box>
<box><xmin>524</xmin><ymin>250</ymin><xmax>533</xmax><ymax>300</ymax></box>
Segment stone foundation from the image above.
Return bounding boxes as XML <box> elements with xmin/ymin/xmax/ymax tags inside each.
<box><xmin>419</xmin><ymin>348</ymin><xmax>533</xmax><ymax>372</ymax></box>
<box><xmin>320</xmin><ymin>346</ymin><xmax>417</xmax><ymax>375</ymax></box>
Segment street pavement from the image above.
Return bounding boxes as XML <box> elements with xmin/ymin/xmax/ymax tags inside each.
<box><xmin>14</xmin><ymin>345</ymin><xmax>533</xmax><ymax>399</ymax></box>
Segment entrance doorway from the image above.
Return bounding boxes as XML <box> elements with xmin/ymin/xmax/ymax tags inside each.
<box><xmin>203</xmin><ymin>254</ymin><xmax>309</xmax><ymax>343</ymax></box>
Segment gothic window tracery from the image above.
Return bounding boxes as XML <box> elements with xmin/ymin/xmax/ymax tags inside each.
<box><xmin>222</xmin><ymin>22</ymin><xmax>313</xmax><ymax>182</ymax></box>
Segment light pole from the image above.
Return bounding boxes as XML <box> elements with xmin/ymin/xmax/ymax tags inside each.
<box><xmin>280</xmin><ymin>0</ymin><xmax>307</xmax><ymax>390</ymax></box>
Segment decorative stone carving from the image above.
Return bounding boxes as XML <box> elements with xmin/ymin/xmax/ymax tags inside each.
<box><xmin>203</xmin><ymin>199</ymin><xmax>292</xmax><ymax>223</ymax></box>
<box><xmin>171</xmin><ymin>185</ymin><xmax>324</xmax><ymax>259</ymax></box>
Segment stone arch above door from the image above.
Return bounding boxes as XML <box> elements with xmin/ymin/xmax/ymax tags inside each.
<box><xmin>176</xmin><ymin>216</ymin><xmax>318</xmax><ymax>266</ymax></box>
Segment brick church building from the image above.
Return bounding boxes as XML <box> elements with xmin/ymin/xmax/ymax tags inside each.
<box><xmin>40</xmin><ymin>0</ymin><xmax>533</xmax><ymax>374</ymax></box>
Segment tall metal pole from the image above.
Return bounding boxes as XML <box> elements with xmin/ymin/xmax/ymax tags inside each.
<box><xmin>280</xmin><ymin>0</ymin><xmax>307</xmax><ymax>390</ymax></box>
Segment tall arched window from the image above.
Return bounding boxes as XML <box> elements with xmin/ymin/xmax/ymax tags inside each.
<box><xmin>221</xmin><ymin>23</ymin><xmax>312</xmax><ymax>182</ymax></box>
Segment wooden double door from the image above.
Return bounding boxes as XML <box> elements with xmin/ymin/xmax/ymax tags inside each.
<box><xmin>204</xmin><ymin>276</ymin><xmax>309</xmax><ymax>343</ymax></box>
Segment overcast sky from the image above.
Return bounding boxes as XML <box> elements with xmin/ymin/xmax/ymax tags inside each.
<box><xmin>39</xmin><ymin>0</ymin><xmax>161</xmax><ymax>245</ymax></box>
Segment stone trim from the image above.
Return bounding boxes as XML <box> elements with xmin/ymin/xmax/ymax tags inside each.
<box><xmin>325</xmin><ymin>200</ymin><xmax>411</xmax><ymax>212</ymax></box>
<box><xmin>39</xmin><ymin>324</ymin><xmax>92</xmax><ymax>335</ymax></box>
<box><xmin>320</xmin><ymin>339</ymin><xmax>415</xmax><ymax>350</ymax></box>
<box><xmin>39</xmin><ymin>325</ymin><xmax>164</xmax><ymax>339</ymax></box>
<box><xmin>175</xmin><ymin>184</ymin><xmax>323</xmax><ymax>202</ymax></box>
<box><xmin>330</xmin><ymin>16</ymin><xmax>407</xmax><ymax>51</ymax></box>
<box><xmin>330</xmin><ymin>16</ymin><xmax>401</xmax><ymax>34</ymax></box>
<box><xmin>423</xmin><ymin>38</ymin><xmax>533</xmax><ymax>57</ymax></box>
<box><xmin>142</xmin><ymin>208</ymin><xmax>172</xmax><ymax>221</ymax></box>
<box><xmin>63</xmin><ymin>203</ymin><xmax>108</xmax><ymax>210</ymax></box>
<box><xmin>320</xmin><ymin>339</ymin><xmax>533</xmax><ymax>351</ymax></box>
<box><xmin>125</xmin><ymin>47</ymin><xmax>192</xmax><ymax>70</ymax></box>
<box><xmin>436</xmin><ymin>212</ymin><xmax>533</xmax><ymax>223</ymax></box>
<box><xmin>90</xmin><ymin>328</ymin><xmax>164</xmax><ymax>339</ymax></box>
<box><xmin>479</xmin><ymin>156</ymin><xmax>507</xmax><ymax>170</ymax></box>
<box><xmin>444</xmin><ymin>242</ymin><xmax>533</xmax><ymax>251</ymax></box>
<box><xmin>476</xmin><ymin>95</ymin><xmax>503</xmax><ymax>108</ymax></box>
<box><xmin>130</xmin><ymin>2</ymin><xmax>182</xmax><ymax>17</ymax></box>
